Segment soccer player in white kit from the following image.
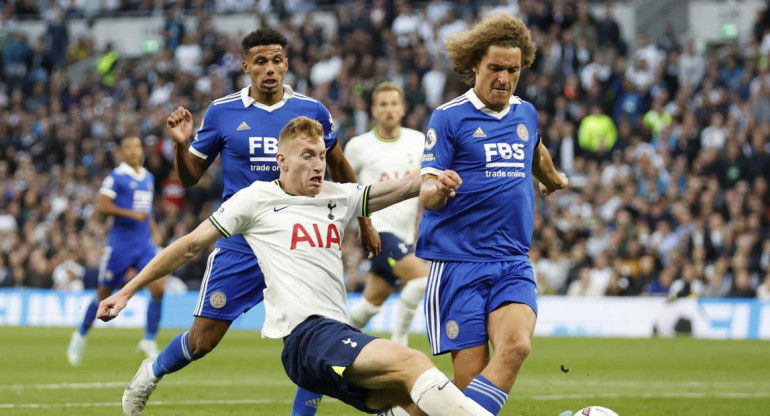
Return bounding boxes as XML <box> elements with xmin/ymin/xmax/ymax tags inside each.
<box><xmin>97</xmin><ymin>116</ymin><xmax>494</xmax><ymax>416</ymax></box>
<box><xmin>345</xmin><ymin>82</ymin><xmax>429</xmax><ymax>346</ymax></box>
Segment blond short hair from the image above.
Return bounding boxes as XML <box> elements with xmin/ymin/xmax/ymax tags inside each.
<box><xmin>278</xmin><ymin>116</ymin><xmax>324</xmax><ymax>150</ymax></box>
<box><xmin>445</xmin><ymin>12</ymin><xmax>537</xmax><ymax>85</ymax></box>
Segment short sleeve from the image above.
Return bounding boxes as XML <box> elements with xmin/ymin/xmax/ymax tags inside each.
<box><xmin>339</xmin><ymin>183</ymin><xmax>371</xmax><ymax>222</ymax></box>
<box><xmin>100</xmin><ymin>174</ymin><xmax>117</xmax><ymax>199</ymax></box>
<box><xmin>190</xmin><ymin>105</ymin><xmax>222</xmax><ymax>161</ymax></box>
<box><xmin>316</xmin><ymin>102</ymin><xmax>338</xmax><ymax>149</ymax></box>
<box><xmin>208</xmin><ymin>187</ymin><xmax>257</xmax><ymax>238</ymax></box>
<box><xmin>421</xmin><ymin>109</ymin><xmax>455</xmax><ymax>176</ymax></box>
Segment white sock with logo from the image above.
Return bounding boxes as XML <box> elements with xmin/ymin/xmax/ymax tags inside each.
<box><xmin>410</xmin><ymin>368</ymin><xmax>493</xmax><ymax>416</ymax></box>
<box><xmin>392</xmin><ymin>277</ymin><xmax>427</xmax><ymax>345</ymax></box>
<box><xmin>348</xmin><ymin>297</ymin><xmax>381</xmax><ymax>328</ymax></box>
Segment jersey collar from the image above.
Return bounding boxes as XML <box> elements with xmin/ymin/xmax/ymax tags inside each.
<box><xmin>465</xmin><ymin>88</ymin><xmax>522</xmax><ymax>120</ymax></box>
<box><xmin>241</xmin><ymin>84</ymin><xmax>296</xmax><ymax>112</ymax></box>
<box><xmin>117</xmin><ymin>162</ymin><xmax>147</xmax><ymax>180</ymax></box>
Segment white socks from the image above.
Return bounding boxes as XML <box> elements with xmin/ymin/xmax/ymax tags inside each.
<box><xmin>410</xmin><ymin>368</ymin><xmax>493</xmax><ymax>416</ymax></box>
<box><xmin>349</xmin><ymin>297</ymin><xmax>382</xmax><ymax>328</ymax></box>
<box><xmin>391</xmin><ymin>277</ymin><xmax>428</xmax><ymax>345</ymax></box>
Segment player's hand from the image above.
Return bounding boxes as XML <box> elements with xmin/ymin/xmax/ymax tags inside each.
<box><xmin>436</xmin><ymin>170</ymin><xmax>462</xmax><ymax>198</ymax></box>
<box><xmin>97</xmin><ymin>292</ymin><xmax>131</xmax><ymax>322</ymax></box>
<box><xmin>167</xmin><ymin>106</ymin><xmax>194</xmax><ymax>145</ymax></box>
<box><xmin>358</xmin><ymin>217</ymin><xmax>381</xmax><ymax>259</ymax></box>
<box><xmin>539</xmin><ymin>172</ymin><xmax>568</xmax><ymax>196</ymax></box>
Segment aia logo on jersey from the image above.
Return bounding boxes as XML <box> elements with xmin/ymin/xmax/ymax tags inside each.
<box><xmin>290</xmin><ymin>223</ymin><xmax>341</xmax><ymax>250</ymax></box>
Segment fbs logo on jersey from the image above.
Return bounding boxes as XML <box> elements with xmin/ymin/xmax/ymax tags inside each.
<box><xmin>473</xmin><ymin>127</ymin><xmax>486</xmax><ymax>138</ymax></box>
<box><xmin>237</xmin><ymin>121</ymin><xmax>251</xmax><ymax>131</ymax></box>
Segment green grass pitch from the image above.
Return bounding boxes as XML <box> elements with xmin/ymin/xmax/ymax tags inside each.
<box><xmin>0</xmin><ymin>327</ymin><xmax>767</xmax><ymax>415</ymax></box>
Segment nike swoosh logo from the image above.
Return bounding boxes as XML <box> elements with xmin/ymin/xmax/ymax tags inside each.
<box><xmin>437</xmin><ymin>381</ymin><xmax>451</xmax><ymax>391</ymax></box>
<box><xmin>273</xmin><ymin>206</ymin><xmax>289</xmax><ymax>212</ymax></box>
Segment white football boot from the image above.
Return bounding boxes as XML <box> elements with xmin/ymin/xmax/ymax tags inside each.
<box><xmin>122</xmin><ymin>358</ymin><xmax>160</xmax><ymax>416</ymax></box>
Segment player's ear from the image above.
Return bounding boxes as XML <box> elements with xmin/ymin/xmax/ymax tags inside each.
<box><xmin>276</xmin><ymin>153</ymin><xmax>286</xmax><ymax>169</ymax></box>
<box><xmin>242</xmin><ymin>59</ymin><xmax>248</xmax><ymax>73</ymax></box>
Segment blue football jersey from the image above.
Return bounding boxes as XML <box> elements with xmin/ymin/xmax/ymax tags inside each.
<box><xmin>100</xmin><ymin>162</ymin><xmax>155</xmax><ymax>249</ymax></box>
<box><xmin>190</xmin><ymin>85</ymin><xmax>337</xmax><ymax>253</ymax></box>
<box><xmin>417</xmin><ymin>89</ymin><xmax>540</xmax><ymax>262</ymax></box>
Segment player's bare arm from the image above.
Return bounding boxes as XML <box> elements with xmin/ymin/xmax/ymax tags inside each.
<box><xmin>97</xmin><ymin>193</ymin><xmax>147</xmax><ymax>222</ymax></box>
<box><xmin>366</xmin><ymin>172</ymin><xmax>422</xmax><ymax>214</ymax></box>
<box><xmin>168</xmin><ymin>106</ymin><xmax>212</xmax><ymax>187</ymax></box>
<box><xmin>531</xmin><ymin>141</ymin><xmax>568</xmax><ymax>195</ymax></box>
<box><xmin>326</xmin><ymin>142</ymin><xmax>382</xmax><ymax>256</ymax></box>
<box><xmin>419</xmin><ymin>170</ymin><xmax>463</xmax><ymax>210</ymax></box>
<box><xmin>96</xmin><ymin>220</ymin><xmax>221</xmax><ymax>321</ymax></box>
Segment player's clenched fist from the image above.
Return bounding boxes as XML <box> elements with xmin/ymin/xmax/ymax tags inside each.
<box><xmin>96</xmin><ymin>292</ymin><xmax>131</xmax><ymax>322</ymax></box>
<box><xmin>167</xmin><ymin>106</ymin><xmax>194</xmax><ymax>145</ymax></box>
<box><xmin>436</xmin><ymin>169</ymin><xmax>462</xmax><ymax>198</ymax></box>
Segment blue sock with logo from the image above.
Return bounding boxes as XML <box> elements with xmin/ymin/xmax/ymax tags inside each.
<box><xmin>291</xmin><ymin>387</ymin><xmax>323</xmax><ymax>416</ymax></box>
<box><xmin>464</xmin><ymin>374</ymin><xmax>508</xmax><ymax>415</ymax></box>
<box><xmin>152</xmin><ymin>331</ymin><xmax>194</xmax><ymax>378</ymax></box>
<box><xmin>78</xmin><ymin>298</ymin><xmax>99</xmax><ymax>336</ymax></box>
<box><xmin>145</xmin><ymin>297</ymin><xmax>162</xmax><ymax>341</ymax></box>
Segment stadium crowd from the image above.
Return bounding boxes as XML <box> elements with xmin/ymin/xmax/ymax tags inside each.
<box><xmin>0</xmin><ymin>0</ymin><xmax>768</xmax><ymax>301</ymax></box>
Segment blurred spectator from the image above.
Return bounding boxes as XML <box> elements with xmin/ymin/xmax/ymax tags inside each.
<box><xmin>52</xmin><ymin>249</ymin><xmax>85</xmax><ymax>291</ymax></box>
<box><xmin>578</xmin><ymin>104</ymin><xmax>616</xmax><ymax>160</ymax></box>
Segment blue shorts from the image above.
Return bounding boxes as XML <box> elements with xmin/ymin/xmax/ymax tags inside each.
<box><xmin>424</xmin><ymin>260</ymin><xmax>537</xmax><ymax>355</ymax></box>
<box><xmin>369</xmin><ymin>233</ymin><xmax>414</xmax><ymax>286</ymax></box>
<box><xmin>194</xmin><ymin>248</ymin><xmax>266</xmax><ymax>321</ymax></box>
<box><xmin>282</xmin><ymin>316</ymin><xmax>377</xmax><ymax>413</ymax></box>
<box><xmin>98</xmin><ymin>243</ymin><xmax>158</xmax><ymax>288</ymax></box>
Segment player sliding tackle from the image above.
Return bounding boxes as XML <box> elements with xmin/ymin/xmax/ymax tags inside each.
<box><xmin>98</xmin><ymin>116</ymin><xmax>490</xmax><ymax>416</ymax></box>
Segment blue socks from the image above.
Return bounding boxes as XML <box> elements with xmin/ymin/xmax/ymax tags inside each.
<box><xmin>464</xmin><ymin>374</ymin><xmax>508</xmax><ymax>415</ymax></box>
<box><xmin>291</xmin><ymin>388</ymin><xmax>323</xmax><ymax>416</ymax></box>
<box><xmin>145</xmin><ymin>297</ymin><xmax>162</xmax><ymax>340</ymax></box>
<box><xmin>152</xmin><ymin>331</ymin><xmax>194</xmax><ymax>379</ymax></box>
<box><xmin>78</xmin><ymin>298</ymin><xmax>99</xmax><ymax>336</ymax></box>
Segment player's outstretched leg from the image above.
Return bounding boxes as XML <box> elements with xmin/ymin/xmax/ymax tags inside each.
<box><xmin>345</xmin><ymin>339</ymin><xmax>494</xmax><ymax>416</ymax></box>
<box><xmin>290</xmin><ymin>387</ymin><xmax>323</xmax><ymax>416</ymax></box>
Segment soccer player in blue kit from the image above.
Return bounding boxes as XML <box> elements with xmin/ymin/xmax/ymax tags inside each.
<box><xmin>67</xmin><ymin>136</ymin><xmax>166</xmax><ymax>367</ymax></box>
<box><xmin>120</xmin><ymin>29</ymin><xmax>380</xmax><ymax>416</ymax></box>
<box><xmin>418</xmin><ymin>13</ymin><xmax>569</xmax><ymax>416</ymax></box>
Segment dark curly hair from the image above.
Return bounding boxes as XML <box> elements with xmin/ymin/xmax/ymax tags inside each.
<box><xmin>241</xmin><ymin>28</ymin><xmax>288</xmax><ymax>55</ymax></box>
<box><xmin>445</xmin><ymin>12</ymin><xmax>537</xmax><ymax>85</ymax></box>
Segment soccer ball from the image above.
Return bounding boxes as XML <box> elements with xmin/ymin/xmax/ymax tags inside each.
<box><xmin>574</xmin><ymin>406</ymin><xmax>619</xmax><ymax>416</ymax></box>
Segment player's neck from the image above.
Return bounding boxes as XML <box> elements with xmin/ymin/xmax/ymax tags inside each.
<box><xmin>126</xmin><ymin>163</ymin><xmax>142</xmax><ymax>173</ymax></box>
<box><xmin>251</xmin><ymin>86</ymin><xmax>285</xmax><ymax>106</ymax></box>
<box><xmin>374</xmin><ymin>125</ymin><xmax>401</xmax><ymax>141</ymax></box>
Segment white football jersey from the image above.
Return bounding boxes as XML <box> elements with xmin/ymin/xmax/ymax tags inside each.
<box><xmin>344</xmin><ymin>127</ymin><xmax>424</xmax><ymax>244</ymax></box>
<box><xmin>209</xmin><ymin>180</ymin><xmax>369</xmax><ymax>338</ymax></box>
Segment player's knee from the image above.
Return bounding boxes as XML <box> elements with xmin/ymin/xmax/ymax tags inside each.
<box><xmin>399</xmin><ymin>348</ymin><xmax>434</xmax><ymax>382</ymax></box>
<box><xmin>497</xmin><ymin>337</ymin><xmax>531</xmax><ymax>365</ymax></box>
